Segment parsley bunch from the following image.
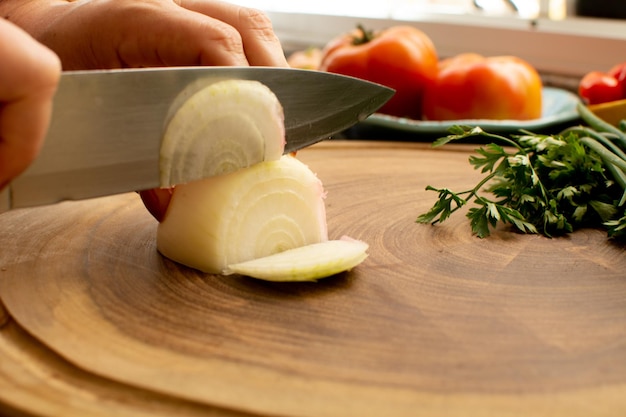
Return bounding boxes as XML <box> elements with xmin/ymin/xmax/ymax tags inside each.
<box><xmin>417</xmin><ymin>103</ymin><xmax>626</xmax><ymax>239</ymax></box>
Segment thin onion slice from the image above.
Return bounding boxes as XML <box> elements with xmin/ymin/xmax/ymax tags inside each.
<box><xmin>157</xmin><ymin>155</ymin><xmax>328</xmax><ymax>274</ymax></box>
<box><xmin>224</xmin><ymin>237</ymin><xmax>369</xmax><ymax>282</ymax></box>
<box><xmin>160</xmin><ymin>79</ymin><xmax>285</xmax><ymax>187</ymax></box>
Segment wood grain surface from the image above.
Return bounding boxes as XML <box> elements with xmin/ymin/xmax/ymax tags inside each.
<box><xmin>1</xmin><ymin>140</ymin><xmax>625</xmax><ymax>417</ymax></box>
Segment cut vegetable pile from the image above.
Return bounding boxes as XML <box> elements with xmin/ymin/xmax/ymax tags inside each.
<box><xmin>156</xmin><ymin>79</ymin><xmax>368</xmax><ymax>281</ymax></box>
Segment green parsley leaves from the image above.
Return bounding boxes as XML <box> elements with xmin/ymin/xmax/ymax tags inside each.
<box><xmin>417</xmin><ymin>103</ymin><xmax>626</xmax><ymax>239</ymax></box>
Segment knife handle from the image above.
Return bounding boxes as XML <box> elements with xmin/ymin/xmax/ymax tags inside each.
<box><xmin>0</xmin><ymin>187</ymin><xmax>10</xmax><ymax>214</ymax></box>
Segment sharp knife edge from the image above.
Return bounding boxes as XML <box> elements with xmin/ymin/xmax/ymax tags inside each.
<box><xmin>3</xmin><ymin>67</ymin><xmax>394</xmax><ymax>211</ymax></box>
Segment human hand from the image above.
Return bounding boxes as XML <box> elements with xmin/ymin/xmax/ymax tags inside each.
<box><xmin>6</xmin><ymin>0</ymin><xmax>288</xmax><ymax>70</ymax></box>
<box><xmin>0</xmin><ymin>18</ymin><xmax>61</xmax><ymax>191</ymax></box>
<box><xmin>1</xmin><ymin>0</ymin><xmax>288</xmax><ymax>216</ymax></box>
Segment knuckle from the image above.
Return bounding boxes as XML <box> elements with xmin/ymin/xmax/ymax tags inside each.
<box><xmin>237</xmin><ymin>7</ymin><xmax>277</xmax><ymax>40</ymax></box>
<box><xmin>210</xmin><ymin>22</ymin><xmax>245</xmax><ymax>54</ymax></box>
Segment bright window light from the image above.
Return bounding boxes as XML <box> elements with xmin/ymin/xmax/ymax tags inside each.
<box><xmin>237</xmin><ymin>0</ymin><xmax>551</xmax><ymax>19</ymax></box>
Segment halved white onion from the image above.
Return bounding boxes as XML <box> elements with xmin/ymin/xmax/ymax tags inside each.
<box><xmin>157</xmin><ymin>156</ymin><xmax>328</xmax><ymax>274</ymax></box>
<box><xmin>156</xmin><ymin>79</ymin><xmax>369</xmax><ymax>280</ymax></box>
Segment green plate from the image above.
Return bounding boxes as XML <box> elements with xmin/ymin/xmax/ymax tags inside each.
<box><xmin>361</xmin><ymin>87</ymin><xmax>581</xmax><ymax>135</ymax></box>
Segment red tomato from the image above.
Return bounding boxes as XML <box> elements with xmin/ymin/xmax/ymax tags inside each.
<box><xmin>319</xmin><ymin>25</ymin><xmax>438</xmax><ymax>119</ymax></box>
<box><xmin>422</xmin><ymin>53</ymin><xmax>543</xmax><ymax>121</ymax></box>
<box><xmin>578</xmin><ymin>71</ymin><xmax>623</xmax><ymax>105</ymax></box>
<box><xmin>608</xmin><ymin>62</ymin><xmax>626</xmax><ymax>97</ymax></box>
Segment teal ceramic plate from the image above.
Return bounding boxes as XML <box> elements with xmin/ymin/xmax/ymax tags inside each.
<box><xmin>361</xmin><ymin>87</ymin><xmax>581</xmax><ymax>135</ymax></box>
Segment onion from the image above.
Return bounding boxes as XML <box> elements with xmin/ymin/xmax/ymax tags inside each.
<box><xmin>157</xmin><ymin>156</ymin><xmax>329</xmax><ymax>274</ymax></box>
<box><xmin>156</xmin><ymin>79</ymin><xmax>368</xmax><ymax>280</ymax></box>
<box><xmin>159</xmin><ymin>79</ymin><xmax>285</xmax><ymax>187</ymax></box>
<box><xmin>225</xmin><ymin>237</ymin><xmax>369</xmax><ymax>282</ymax></box>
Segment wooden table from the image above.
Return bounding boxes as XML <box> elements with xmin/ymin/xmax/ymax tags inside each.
<box><xmin>1</xmin><ymin>140</ymin><xmax>625</xmax><ymax>417</ymax></box>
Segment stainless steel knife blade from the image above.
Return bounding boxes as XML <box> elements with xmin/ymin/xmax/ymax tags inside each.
<box><xmin>1</xmin><ymin>67</ymin><xmax>393</xmax><ymax>212</ymax></box>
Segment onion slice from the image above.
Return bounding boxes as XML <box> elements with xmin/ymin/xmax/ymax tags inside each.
<box><xmin>159</xmin><ymin>80</ymin><xmax>286</xmax><ymax>187</ymax></box>
<box><xmin>224</xmin><ymin>237</ymin><xmax>369</xmax><ymax>282</ymax></box>
<box><xmin>157</xmin><ymin>156</ymin><xmax>328</xmax><ymax>274</ymax></box>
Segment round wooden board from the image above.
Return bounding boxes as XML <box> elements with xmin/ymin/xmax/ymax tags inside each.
<box><xmin>1</xmin><ymin>140</ymin><xmax>626</xmax><ymax>417</ymax></box>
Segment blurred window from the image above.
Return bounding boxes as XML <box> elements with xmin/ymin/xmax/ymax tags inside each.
<box><xmin>237</xmin><ymin>0</ymin><xmax>569</xmax><ymax>20</ymax></box>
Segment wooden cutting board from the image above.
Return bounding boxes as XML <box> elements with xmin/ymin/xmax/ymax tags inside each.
<box><xmin>1</xmin><ymin>140</ymin><xmax>625</xmax><ymax>417</ymax></box>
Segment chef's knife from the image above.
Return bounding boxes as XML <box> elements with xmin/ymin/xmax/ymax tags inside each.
<box><xmin>0</xmin><ymin>67</ymin><xmax>393</xmax><ymax>212</ymax></box>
